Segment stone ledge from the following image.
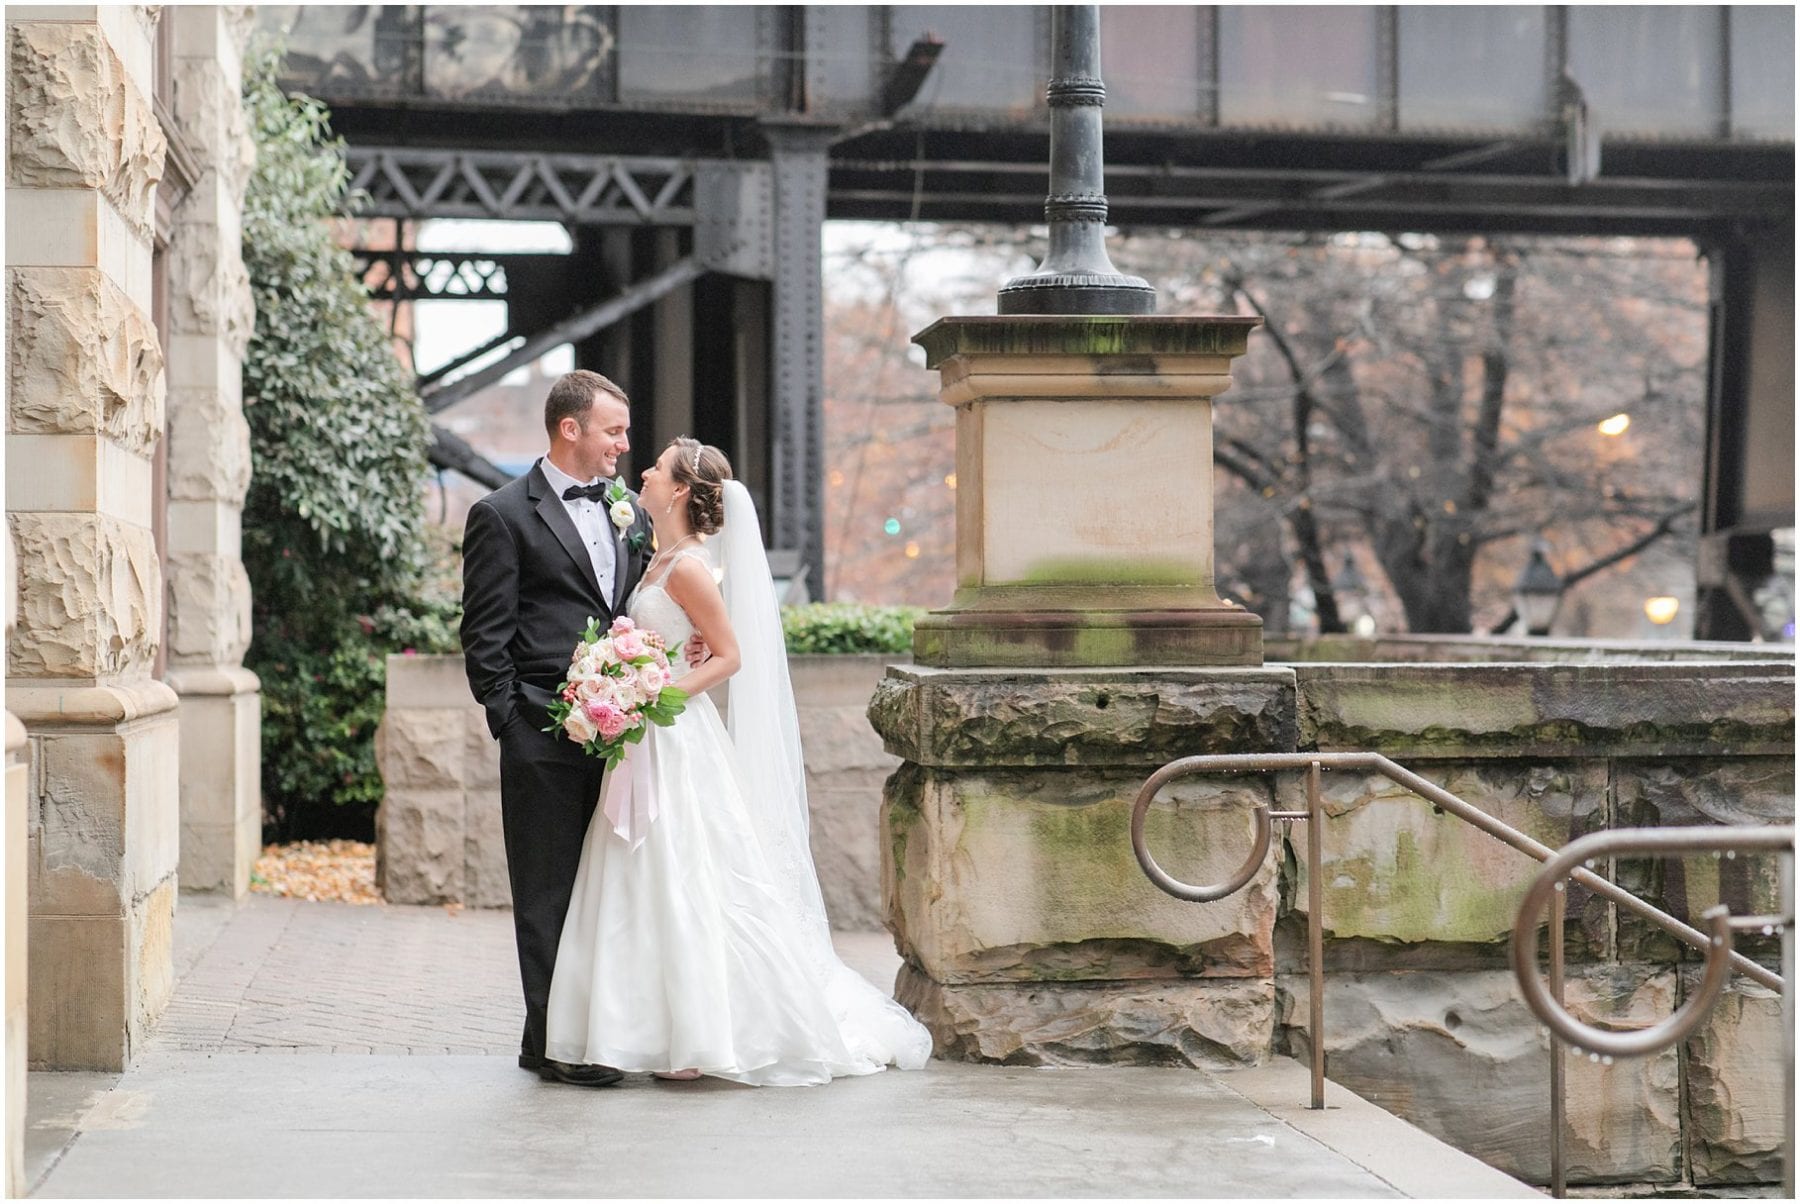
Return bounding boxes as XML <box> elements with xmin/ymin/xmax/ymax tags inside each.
<box><xmin>1297</xmin><ymin>661</ymin><xmax>1795</xmax><ymax>759</ymax></box>
<box><xmin>8</xmin><ymin>678</ymin><xmax>177</xmax><ymax>725</ymax></box>
<box><xmin>1271</xmin><ymin>633</ymin><xmax>1793</xmax><ymax>664</ymax></box>
<box><xmin>385</xmin><ymin>654</ymin><xmax>475</xmax><ymax>710</ymax></box>
<box><xmin>162</xmin><ymin>664</ymin><xmax>258</xmax><ymax>698</ymax></box>
<box><xmin>898</xmin><ymin>963</ymin><xmax>1275</xmax><ymax>1067</ymax></box>
<box><xmin>870</xmin><ymin>664</ymin><xmax>1296</xmax><ymax>768</ymax></box>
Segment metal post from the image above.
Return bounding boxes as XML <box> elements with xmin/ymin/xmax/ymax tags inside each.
<box><xmin>763</xmin><ymin>122</ymin><xmax>833</xmax><ymax>600</ymax></box>
<box><xmin>1549</xmin><ymin>882</ymin><xmax>1566</xmax><ymax>1198</ymax></box>
<box><xmin>1307</xmin><ymin>760</ymin><xmax>1325</xmax><ymax>1110</ymax></box>
<box><xmin>997</xmin><ymin>5</ymin><xmax>1154</xmax><ymax>315</ymax></box>
<box><xmin>1783</xmin><ymin>849</ymin><xmax>1794</xmax><ymax>1199</ymax></box>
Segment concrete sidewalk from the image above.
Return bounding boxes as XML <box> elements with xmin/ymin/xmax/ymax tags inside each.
<box><xmin>25</xmin><ymin>896</ymin><xmax>1538</xmax><ymax>1198</ymax></box>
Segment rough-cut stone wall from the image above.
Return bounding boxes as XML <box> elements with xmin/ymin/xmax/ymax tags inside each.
<box><xmin>876</xmin><ymin>666</ymin><xmax>1295</xmax><ymax>1068</ymax></box>
<box><xmin>375</xmin><ymin>653</ymin><xmax>904</xmax><ymax>929</ymax></box>
<box><xmin>5</xmin><ymin>530</ymin><xmax>28</xmax><ymax>1197</ymax></box>
<box><xmin>162</xmin><ymin>4</ymin><xmax>260</xmax><ymax>896</ymax></box>
<box><xmin>6</xmin><ymin>4</ymin><xmax>180</xmax><ymax>1071</ymax></box>
<box><xmin>871</xmin><ymin>654</ymin><xmax>1794</xmax><ymax>1190</ymax></box>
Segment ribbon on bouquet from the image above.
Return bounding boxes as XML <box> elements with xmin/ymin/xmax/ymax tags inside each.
<box><xmin>601</xmin><ymin>739</ymin><xmax>659</xmax><ymax>851</ymax></box>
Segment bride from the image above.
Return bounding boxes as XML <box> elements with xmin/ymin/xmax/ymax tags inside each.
<box><xmin>544</xmin><ymin>437</ymin><xmax>933</xmax><ymax>1085</ymax></box>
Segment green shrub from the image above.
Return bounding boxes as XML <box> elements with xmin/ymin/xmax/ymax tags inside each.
<box><xmin>781</xmin><ymin>603</ymin><xmax>923</xmax><ymax>655</ymax></box>
<box><xmin>240</xmin><ymin>47</ymin><xmax>459</xmax><ymax>839</ymax></box>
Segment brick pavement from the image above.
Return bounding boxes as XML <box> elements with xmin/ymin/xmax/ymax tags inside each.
<box><xmin>147</xmin><ymin>895</ymin><xmax>523</xmax><ymax>1056</ymax></box>
<box><xmin>146</xmin><ymin>895</ymin><xmax>905</xmax><ymax>1057</ymax></box>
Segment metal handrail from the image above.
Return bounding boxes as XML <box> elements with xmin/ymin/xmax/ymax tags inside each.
<box><xmin>1511</xmin><ymin>825</ymin><xmax>1795</xmax><ymax>1197</ymax></box>
<box><xmin>1130</xmin><ymin>751</ymin><xmax>1794</xmax><ymax>1197</ymax></box>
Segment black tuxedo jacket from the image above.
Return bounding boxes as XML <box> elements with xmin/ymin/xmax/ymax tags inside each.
<box><xmin>461</xmin><ymin>461</ymin><xmax>654</xmax><ymax>738</ymax></box>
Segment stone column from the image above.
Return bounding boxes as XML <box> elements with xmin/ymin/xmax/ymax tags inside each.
<box><xmin>6</xmin><ymin>5</ymin><xmax>180</xmax><ymax>1070</ymax></box>
<box><xmin>910</xmin><ymin>316</ymin><xmax>1263</xmax><ymax>668</ymax></box>
<box><xmin>5</xmin><ymin>530</ymin><xmax>27</xmax><ymax>1198</ymax></box>
<box><xmin>163</xmin><ymin>4</ymin><xmax>259</xmax><ymax>896</ymax></box>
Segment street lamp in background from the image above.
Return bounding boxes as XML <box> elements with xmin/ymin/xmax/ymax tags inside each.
<box><xmin>1513</xmin><ymin>542</ymin><xmax>1563</xmax><ymax>636</ymax></box>
<box><xmin>1331</xmin><ymin>552</ymin><xmax>1377</xmax><ymax>637</ymax></box>
<box><xmin>1644</xmin><ymin>596</ymin><xmax>1681</xmax><ymax>629</ymax></box>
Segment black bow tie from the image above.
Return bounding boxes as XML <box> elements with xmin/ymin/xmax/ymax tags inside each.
<box><xmin>561</xmin><ymin>482</ymin><xmax>608</xmax><ymax>503</ymax></box>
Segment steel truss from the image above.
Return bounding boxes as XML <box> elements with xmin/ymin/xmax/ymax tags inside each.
<box><xmin>352</xmin><ymin>250</ymin><xmax>545</xmax><ymax>301</ymax></box>
<box><xmin>346</xmin><ymin>147</ymin><xmax>700</xmax><ymax>226</ymax></box>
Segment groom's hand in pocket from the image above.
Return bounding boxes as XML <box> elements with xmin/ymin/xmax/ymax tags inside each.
<box><xmin>684</xmin><ymin>634</ymin><xmax>710</xmax><ymax>668</ymax></box>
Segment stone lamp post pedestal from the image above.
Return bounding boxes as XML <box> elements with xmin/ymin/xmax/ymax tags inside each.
<box><xmin>910</xmin><ymin>315</ymin><xmax>1262</xmax><ymax>669</ymax></box>
<box><xmin>870</xmin><ymin>311</ymin><xmax>1296</xmax><ymax>1067</ymax></box>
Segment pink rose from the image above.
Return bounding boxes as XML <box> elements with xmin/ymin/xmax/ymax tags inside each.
<box><xmin>609</xmin><ymin>616</ymin><xmax>636</xmax><ymax>635</ymax></box>
<box><xmin>592</xmin><ymin>702</ymin><xmax>629</xmax><ymax>740</ymax></box>
<box><xmin>613</xmin><ymin>631</ymin><xmax>647</xmax><ymax>660</ymax></box>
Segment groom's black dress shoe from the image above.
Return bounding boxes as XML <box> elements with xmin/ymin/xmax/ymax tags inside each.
<box><xmin>538</xmin><ymin>1059</ymin><xmax>624</xmax><ymax>1087</ymax></box>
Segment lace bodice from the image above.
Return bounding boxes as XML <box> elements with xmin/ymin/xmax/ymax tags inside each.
<box><xmin>627</xmin><ymin>547</ymin><xmax>709</xmax><ymax>680</ymax></box>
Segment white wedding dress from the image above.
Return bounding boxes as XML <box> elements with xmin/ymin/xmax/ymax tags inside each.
<box><xmin>544</xmin><ymin>486</ymin><xmax>932</xmax><ymax>1086</ymax></box>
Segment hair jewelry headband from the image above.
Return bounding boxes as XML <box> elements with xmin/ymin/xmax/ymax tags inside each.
<box><xmin>691</xmin><ymin>445</ymin><xmax>703</xmax><ymax>474</ymax></box>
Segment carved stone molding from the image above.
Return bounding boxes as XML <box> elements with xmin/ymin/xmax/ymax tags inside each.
<box><xmin>7</xmin><ymin>22</ymin><xmax>167</xmax><ymax>241</ymax></box>
<box><xmin>8</xmin><ymin>267</ymin><xmax>165</xmax><ymax>455</ymax></box>
<box><xmin>8</xmin><ymin>513</ymin><xmax>161</xmax><ymax>681</ymax></box>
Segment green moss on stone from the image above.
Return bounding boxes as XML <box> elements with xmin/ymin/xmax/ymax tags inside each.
<box><xmin>1014</xmin><ymin>557</ymin><xmax>1201</xmax><ymax>587</ymax></box>
<box><xmin>883</xmin><ymin>765</ymin><xmax>925</xmax><ymax>889</ymax></box>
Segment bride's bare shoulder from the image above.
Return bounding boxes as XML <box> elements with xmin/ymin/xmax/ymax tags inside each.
<box><xmin>662</xmin><ymin>551</ymin><xmax>720</xmax><ymax>600</ymax></box>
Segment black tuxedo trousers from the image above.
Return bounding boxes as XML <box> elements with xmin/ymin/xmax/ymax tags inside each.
<box><xmin>460</xmin><ymin>463</ymin><xmax>652</xmax><ymax>1063</ymax></box>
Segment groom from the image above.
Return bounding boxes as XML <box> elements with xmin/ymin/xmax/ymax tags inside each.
<box><xmin>461</xmin><ymin>369</ymin><xmax>654</xmax><ymax>1087</ymax></box>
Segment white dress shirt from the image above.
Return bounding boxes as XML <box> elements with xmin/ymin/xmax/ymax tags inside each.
<box><xmin>539</xmin><ymin>457</ymin><xmax>616</xmax><ymax>604</ymax></box>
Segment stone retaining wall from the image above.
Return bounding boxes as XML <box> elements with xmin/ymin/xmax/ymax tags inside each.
<box><xmin>872</xmin><ymin>652</ymin><xmax>1795</xmax><ymax>1190</ymax></box>
<box><xmin>374</xmin><ymin>653</ymin><xmax>904</xmax><ymax>930</ymax></box>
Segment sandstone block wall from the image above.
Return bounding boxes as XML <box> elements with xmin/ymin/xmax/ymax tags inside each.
<box><xmin>5</xmin><ymin>531</ymin><xmax>27</xmax><ymax>1197</ymax></box>
<box><xmin>162</xmin><ymin>3</ymin><xmax>259</xmax><ymax>897</ymax></box>
<box><xmin>872</xmin><ymin>653</ymin><xmax>1794</xmax><ymax>1189</ymax></box>
<box><xmin>7</xmin><ymin>4</ymin><xmax>181</xmax><ymax>1072</ymax></box>
<box><xmin>375</xmin><ymin>653</ymin><xmax>904</xmax><ymax>930</ymax></box>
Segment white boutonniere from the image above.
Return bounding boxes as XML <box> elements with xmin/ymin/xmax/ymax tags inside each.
<box><xmin>602</xmin><ymin>477</ymin><xmax>635</xmax><ymax>532</ymax></box>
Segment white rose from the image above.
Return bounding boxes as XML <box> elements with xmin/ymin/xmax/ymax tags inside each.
<box><xmin>636</xmin><ymin>663</ymin><xmax>669</xmax><ymax>697</ymax></box>
<box><xmin>609</xmin><ymin>499</ymin><xmax>635</xmax><ymax>531</ymax></box>
<box><xmin>562</xmin><ymin>709</ymin><xmax>599</xmax><ymax>745</ymax></box>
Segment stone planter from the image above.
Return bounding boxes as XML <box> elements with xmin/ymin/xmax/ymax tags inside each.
<box><xmin>787</xmin><ymin>654</ymin><xmax>910</xmax><ymax>931</ymax></box>
<box><xmin>375</xmin><ymin>652</ymin><xmax>907</xmax><ymax>931</ymax></box>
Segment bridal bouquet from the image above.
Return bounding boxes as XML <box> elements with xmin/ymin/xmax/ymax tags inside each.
<box><xmin>545</xmin><ymin>616</ymin><xmax>688</xmax><ymax>768</ymax></box>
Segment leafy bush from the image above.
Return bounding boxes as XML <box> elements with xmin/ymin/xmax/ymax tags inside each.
<box><xmin>240</xmin><ymin>47</ymin><xmax>458</xmax><ymax>839</ymax></box>
<box><xmin>781</xmin><ymin>603</ymin><xmax>923</xmax><ymax>655</ymax></box>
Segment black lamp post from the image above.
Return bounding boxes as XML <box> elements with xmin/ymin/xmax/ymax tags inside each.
<box><xmin>1513</xmin><ymin>541</ymin><xmax>1563</xmax><ymax>636</ymax></box>
<box><xmin>997</xmin><ymin>5</ymin><xmax>1155</xmax><ymax>315</ymax></box>
<box><xmin>1331</xmin><ymin>552</ymin><xmax>1368</xmax><ymax>622</ymax></box>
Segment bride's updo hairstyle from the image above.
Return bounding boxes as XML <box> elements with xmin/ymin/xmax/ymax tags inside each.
<box><xmin>667</xmin><ymin>437</ymin><xmax>733</xmax><ymax>535</ymax></box>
